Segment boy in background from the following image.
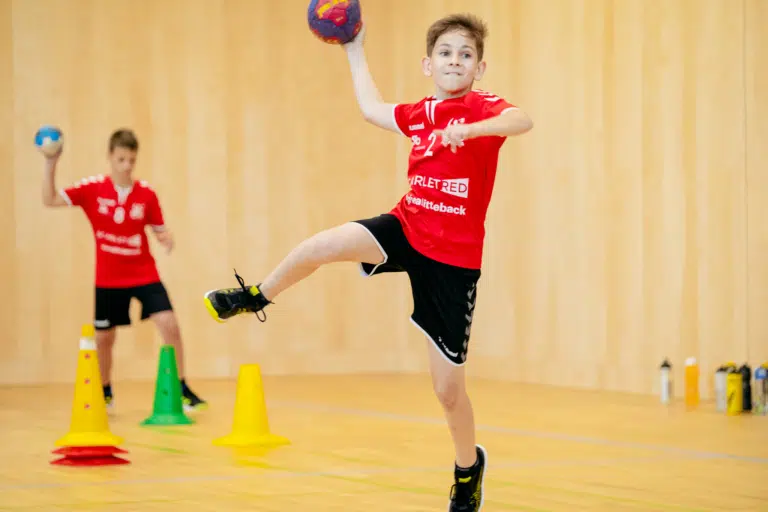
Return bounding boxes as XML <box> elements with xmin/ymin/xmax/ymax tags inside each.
<box><xmin>41</xmin><ymin>128</ymin><xmax>207</xmax><ymax>412</ymax></box>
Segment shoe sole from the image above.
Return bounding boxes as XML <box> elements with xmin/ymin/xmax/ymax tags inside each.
<box><xmin>476</xmin><ymin>444</ymin><xmax>487</xmax><ymax>511</ymax></box>
<box><xmin>203</xmin><ymin>291</ymin><xmax>226</xmax><ymax>323</ymax></box>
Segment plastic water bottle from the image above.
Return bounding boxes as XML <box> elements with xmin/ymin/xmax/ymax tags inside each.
<box><xmin>714</xmin><ymin>365</ymin><xmax>728</xmax><ymax>412</ymax></box>
<box><xmin>726</xmin><ymin>367</ymin><xmax>743</xmax><ymax>415</ymax></box>
<box><xmin>740</xmin><ymin>364</ymin><xmax>752</xmax><ymax>412</ymax></box>
<box><xmin>755</xmin><ymin>365</ymin><xmax>768</xmax><ymax>415</ymax></box>
<box><xmin>684</xmin><ymin>357</ymin><xmax>700</xmax><ymax>408</ymax></box>
<box><xmin>660</xmin><ymin>359</ymin><xmax>672</xmax><ymax>405</ymax></box>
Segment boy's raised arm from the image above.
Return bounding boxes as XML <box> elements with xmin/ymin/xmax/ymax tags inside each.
<box><xmin>344</xmin><ymin>27</ymin><xmax>402</xmax><ymax>135</ymax></box>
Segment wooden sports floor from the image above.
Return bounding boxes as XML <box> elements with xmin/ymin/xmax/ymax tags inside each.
<box><xmin>1</xmin><ymin>374</ymin><xmax>766</xmax><ymax>511</ymax></box>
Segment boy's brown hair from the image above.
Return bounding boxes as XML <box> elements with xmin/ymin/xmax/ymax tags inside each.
<box><xmin>426</xmin><ymin>13</ymin><xmax>489</xmax><ymax>61</ymax></box>
<box><xmin>109</xmin><ymin>128</ymin><xmax>139</xmax><ymax>152</ymax></box>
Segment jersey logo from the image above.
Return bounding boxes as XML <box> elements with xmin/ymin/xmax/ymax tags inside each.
<box><xmin>97</xmin><ymin>197</ymin><xmax>116</xmax><ymax>216</ymax></box>
<box><xmin>130</xmin><ymin>203</ymin><xmax>145</xmax><ymax>220</ymax></box>
<box><xmin>409</xmin><ymin>175</ymin><xmax>469</xmax><ymax>199</ymax></box>
<box><xmin>113</xmin><ymin>206</ymin><xmax>125</xmax><ymax>224</ymax></box>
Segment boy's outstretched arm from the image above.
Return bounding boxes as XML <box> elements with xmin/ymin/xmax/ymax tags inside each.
<box><xmin>433</xmin><ymin>108</ymin><xmax>534</xmax><ymax>153</ymax></box>
<box><xmin>344</xmin><ymin>26</ymin><xmax>401</xmax><ymax>134</ymax></box>
<box><xmin>41</xmin><ymin>151</ymin><xmax>69</xmax><ymax>207</ymax></box>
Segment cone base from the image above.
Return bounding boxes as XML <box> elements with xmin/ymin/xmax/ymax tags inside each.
<box><xmin>55</xmin><ymin>431</ymin><xmax>124</xmax><ymax>447</ymax></box>
<box><xmin>52</xmin><ymin>446</ymin><xmax>128</xmax><ymax>457</ymax></box>
<box><xmin>141</xmin><ymin>412</ymin><xmax>194</xmax><ymax>426</ymax></box>
<box><xmin>213</xmin><ymin>431</ymin><xmax>290</xmax><ymax>448</ymax></box>
<box><xmin>51</xmin><ymin>455</ymin><xmax>130</xmax><ymax>466</ymax></box>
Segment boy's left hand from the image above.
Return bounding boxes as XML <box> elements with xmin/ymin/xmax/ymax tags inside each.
<box><xmin>155</xmin><ymin>230</ymin><xmax>174</xmax><ymax>254</ymax></box>
<box><xmin>433</xmin><ymin>124</ymin><xmax>473</xmax><ymax>153</ymax></box>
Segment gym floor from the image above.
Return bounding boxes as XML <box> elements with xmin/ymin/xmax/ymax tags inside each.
<box><xmin>1</xmin><ymin>374</ymin><xmax>766</xmax><ymax>511</ymax></box>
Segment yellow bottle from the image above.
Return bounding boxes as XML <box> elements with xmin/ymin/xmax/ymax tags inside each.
<box><xmin>726</xmin><ymin>368</ymin><xmax>743</xmax><ymax>415</ymax></box>
<box><xmin>684</xmin><ymin>357</ymin><xmax>700</xmax><ymax>408</ymax></box>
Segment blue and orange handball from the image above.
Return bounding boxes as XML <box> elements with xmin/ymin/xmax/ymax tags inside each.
<box><xmin>307</xmin><ymin>0</ymin><xmax>362</xmax><ymax>45</ymax></box>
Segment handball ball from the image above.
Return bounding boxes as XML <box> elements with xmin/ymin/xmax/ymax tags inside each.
<box><xmin>307</xmin><ymin>0</ymin><xmax>362</xmax><ymax>45</ymax></box>
<box><xmin>34</xmin><ymin>125</ymin><xmax>63</xmax><ymax>157</ymax></box>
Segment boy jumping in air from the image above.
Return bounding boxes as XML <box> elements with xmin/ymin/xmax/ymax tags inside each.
<box><xmin>204</xmin><ymin>14</ymin><xmax>532</xmax><ymax>511</ymax></box>
<box><xmin>41</xmin><ymin>129</ymin><xmax>207</xmax><ymax>412</ymax></box>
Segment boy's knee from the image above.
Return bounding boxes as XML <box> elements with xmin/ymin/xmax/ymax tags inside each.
<box><xmin>432</xmin><ymin>376</ymin><xmax>463</xmax><ymax>411</ymax></box>
<box><xmin>153</xmin><ymin>312</ymin><xmax>181</xmax><ymax>341</ymax></box>
<box><xmin>96</xmin><ymin>329</ymin><xmax>116</xmax><ymax>346</ymax></box>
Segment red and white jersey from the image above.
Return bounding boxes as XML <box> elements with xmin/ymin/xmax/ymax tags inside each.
<box><xmin>391</xmin><ymin>89</ymin><xmax>517</xmax><ymax>269</ymax></box>
<box><xmin>60</xmin><ymin>174</ymin><xmax>165</xmax><ymax>288</ymax></box>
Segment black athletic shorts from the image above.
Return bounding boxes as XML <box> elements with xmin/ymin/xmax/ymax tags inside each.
<box><xmin>353</xmin><ymin>213</ymin><xmax>481</xmax><ymax>366</ymax></box>
<box><xmin>94</xmin><ymin>281</ymin><xmax>173</xmax><ymax>330</ymax></box>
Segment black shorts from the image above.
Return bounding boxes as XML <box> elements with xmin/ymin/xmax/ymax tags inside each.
<box><xmin>353</xmin><ymin>214</ymin><xmax>481</xmax><ymax>366</ymax></box>
<box><xmin>94</xmin><ymin>281</ymin><xmax>173</xmax><ymax>330</ymax></box>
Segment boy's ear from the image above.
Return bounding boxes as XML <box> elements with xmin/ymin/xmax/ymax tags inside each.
<box><xmin>421</xmin><ymin>56</ymin><xmax>432</xmax><ymax>77</ymax></box>
<box><xmin>474</xmin><ymin>61</ymin><xmax>487</xmax><ymax>81</ymax></box>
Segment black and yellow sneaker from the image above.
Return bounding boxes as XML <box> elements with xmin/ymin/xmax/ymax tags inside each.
<box><xmin>203</xmin><ymin>270</ymin><xmax>272</xmax><ymax>323</ymax></box>
<box><xmin>181</xmin><ymin>379</ymin><xmax>207</xmax><ymax>411</ymax></box>
<box><xmin>449</xmin><ymin>445</ymin><xmax>487</xmax><ymax>512</ymax></box>
<box><xmin>103</xmin><ymin>384</ymin><xmax>114</xmax><ymax>413</ymax></box>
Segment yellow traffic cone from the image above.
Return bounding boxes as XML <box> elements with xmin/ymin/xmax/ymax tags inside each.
<box><xmin>213</xmin><ymin>364</ymin><xmax>289</xmax><ymax>448</ymax></box>
<box><xmin>55</xmin><ymin>324</ymin><xmax>123</xmax><ymax>448</ymax></box>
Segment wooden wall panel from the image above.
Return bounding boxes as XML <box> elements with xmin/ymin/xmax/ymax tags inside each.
<box><xmin>747</xmin><ymin>0</ymin><xmax>768</xmax><ymax>370</ymax></box>
<box><xmin>1</xmin><ymin>0</ymin><xmax>763</xmax><ymax>398</ymax></box>
<box><xmin>0</xmin><ymin>0</ymin><xmax>18</xmax><ymax>381</ymax></box>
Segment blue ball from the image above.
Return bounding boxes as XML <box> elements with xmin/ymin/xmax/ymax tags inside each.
<box><xmin>307</xmin><ymin>0</ymin><xmax>362</xmax><ymax>45</ymax></box>
<box><xmin>34</xmin><ymin>125</ymin><xmax>63</xmax><ymax>156</ymax></box>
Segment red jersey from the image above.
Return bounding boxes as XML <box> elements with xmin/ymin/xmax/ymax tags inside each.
<box><xmin>391</xmin><ymin>89</ymin><xmax>518</xmax><ymax>269</ymax></box>
<box><xmin>60</xmin><ymin>174</ymin><xmax>165</xmax><ymax>288</ymax></box>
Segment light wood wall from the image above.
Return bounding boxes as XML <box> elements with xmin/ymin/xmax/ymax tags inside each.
<box><xmin>1</xmin><ymin>0</ymin><xmax>766</xmax><ymax>397</ymax></box>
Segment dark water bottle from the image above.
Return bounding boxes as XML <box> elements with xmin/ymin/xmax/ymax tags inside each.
<box><xmin>740</xmin><ymin>363</ymin><xmax>752</xmax><ymax>412</ymax></box>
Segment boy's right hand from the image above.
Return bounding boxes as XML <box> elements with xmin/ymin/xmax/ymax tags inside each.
<box><xmin>40</xmin><ymin>147</ymin><xmax>63</xmax><ymax>167</ymax></box>
<box><xmin>343</xmin><ymin>23</ymin><xmax>366</xmax><ymax>50</ymax></box>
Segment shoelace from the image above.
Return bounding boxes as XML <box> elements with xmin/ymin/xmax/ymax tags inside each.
<box><xmin>449</xmin><ymin>481</ymin><xmax>475</xmax><ymax>511</ymax></box>
<box><xmin>234</xmin><ymin>269</ymin><xmax>267</xmax><ymax>323</ymax></box>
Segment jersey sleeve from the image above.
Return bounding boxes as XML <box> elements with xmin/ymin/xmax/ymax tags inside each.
<box><xmin>393</xmin><ymin>102</ymin><xmax>419</xmax><ymax>138</ymax></box>
<box><xmin>146</xmin><ymin>189</ymin><xmax>166</xmax><ymax>231</ymax></box>
<box><xmin>474</xmin><ymin>91</ymin><xmax>518</xmax><ymax>120</ymax></box>
<box><xmin>59</xmin><ymin>177</ymin><xmax>100</xmax><ymax>209</ymax></box>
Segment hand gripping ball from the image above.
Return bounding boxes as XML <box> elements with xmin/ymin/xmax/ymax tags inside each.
<box><xmin>307</xmin><ymin>0</ymin><xmax>362</xmax><ymax>45</ymax></box>
<box><xmin>34</xmin><ymin>125</ymin><xmax>64</xmax><ymax>157</ymax></box>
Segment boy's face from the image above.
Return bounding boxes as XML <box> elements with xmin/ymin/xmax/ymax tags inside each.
<box><xmin>108</xmin><ymin>146</ymin><xmax>137</xmax><ymax>176</ymax></box>
<box><xmin>423</xmin><ymin>30</ymin><xmax>486</xmax><ymax>97</ymax></box>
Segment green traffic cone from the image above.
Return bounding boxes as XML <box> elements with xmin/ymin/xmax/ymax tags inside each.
<box><xmin>141</xmin><ymin>345</ymin><xmax>193</xmax><ymax>426</ymax></box>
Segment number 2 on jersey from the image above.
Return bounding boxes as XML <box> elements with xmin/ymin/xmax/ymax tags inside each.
<box><xmin>425</xmin><ymin>133</ymin><xmax>438</xmax><ymax>157</ymax></box>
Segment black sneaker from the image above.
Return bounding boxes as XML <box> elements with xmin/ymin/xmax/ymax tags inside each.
<box><xmin>103</xmin><ymin>384</ymin><xmax>114</xmax><ymax>412</ymax></box>
<box><xmin>181</xmin><ymin>380</ymin><xmax>207</xmax><ymax>411</ymax></box>
<box><xmin>203</xmin><ymin>270</ymin><xmax>272</xmax><ymax>322</ymax></box>
<box><xmin>448</xmin><ymin>445</ymin><xmax>487</xmax><ymax>512</ymax></box>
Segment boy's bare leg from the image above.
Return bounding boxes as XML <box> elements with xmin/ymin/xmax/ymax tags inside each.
<box><xmin>204</xmin><ymin>221</ymin><xmax>385</xmax><ymax>322</ymax></box>
<box><xmin>152</xmin><ymin>309</ymin><xmax>207</xmax><ymax>409</ymax></box>
<box><xmin>426</xmin><ymin>338</ymin><xmax>477</xmax><ymax>468</ymax></box>
<box><xmin>151</xmin><ymin>310</ymin><xmax>185</xmax><ymax>378</ymax></box>
<box><xmin>427</xmin><ymin>338</ymin><xmax>487</xmax><ymax>511</ymax></box>
<box><xmin>96</xmin><ymin>328</ymin><xmax>116</xmax><ymax>386</ymax></box>
<box><xmin>259</xmin><ymin>222</ymin><xmax>384</xmax><ymax>301</ymax></box>
<box><xmin>96</xmin><ymin>328</ymin><xmax>116</xmax><ymax>409</ymax></box>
